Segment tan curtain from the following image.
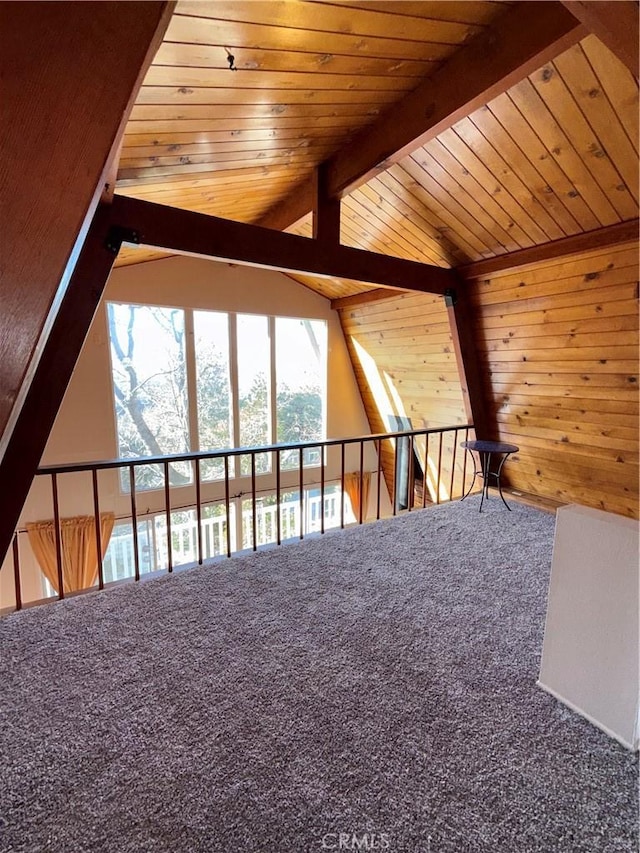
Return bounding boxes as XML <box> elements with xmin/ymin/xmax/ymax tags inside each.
<box><xmin>344</xmin><ymin>472</ymin><xmax>371</xmax><ymax>522</ymax></box>
<box><xmin>26</xmin><ymin>513</ymin><xmax>115</xmax><ymax>594</ymax></box>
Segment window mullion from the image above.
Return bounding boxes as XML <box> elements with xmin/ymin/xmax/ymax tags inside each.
<box><xmin>269</xmin><ymin>315</ymin><xmax>277</xmax><ymax>448</ymax></box>
<box><xmin>184</xmin><ymin>309</ymin><xmax>199</xmax><ymax>452</ymax></box>
<box><xmin>229</xmin><ymin>313</ymin><xmax>240</xmax><ymax>478</ymax></box>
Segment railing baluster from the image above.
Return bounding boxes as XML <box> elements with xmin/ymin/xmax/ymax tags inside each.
<box><xmin>195</xmin><ymin>458</ymin><xmax>203</xmax><ymax>565</ymax></box>
<box><xmin>51</xmin><ymin>473</ymin><xmax>64</xmax><ymax>599</ymax></box>
<box><xmin>407</xmin><ymin>435</ymin><xmax>413</xmax><ymax>512</ymax></box>
<box><xmin>224</xmin><ymin>456</ymin><xmax>231</xmax><ymax>558</ymax></box>
<box><xmin>462</xmin><ymin>426</ymin><xmax>470</xmax><ymax>496</ymax></box>
<box><xmin>392</xmin><ymin>438</ymin><xmax>398</xmax><ymax>517</ymax></box>
<box><xmin>423</xmin><ymin>434</ymin><xmax>429</xmax><ymax>508</ymax></box>
<box><xmin>151</xmin><ymin>515</ymin><xmax>159</xmax><ymax>572</ymax></box>
<box><xmin>251</xmin><ymin>453</ymin><xmax>257</xmax><ymax>551</ymax></box>
<box><xmin>299</xmin><ymin>449</ymin><xmax>304</xmax><ymax>539</ymax></box>
<box><xmin>91</xmin><ymin>468</ymin><xmax>104</xmax><ymax>590</ymax></box>
<box><xmin>276</xmin><ymin>449</ymin><xmax>281</xmax><ymax>546</ymax></box>
<box><xmin>12</xmin><ymin>533</ymin><xmax>22</xmax><ymax>611</ymax></box>
<box><xmin>129</xmin><ymin>466</ymin><xmax>141</xmax><ymax>582</ymax></box>
<box><xmin>320</xmin><ymin>445</ymin><xmax>325</xmax><ymax>535</ymax></box>
<box><xmin>28</xmin><ymin>425</ymin><xmax>474</xmax><ymax>605</ymax></box>
<box><xmin>359</xmin><ymin>440</ymin><xmax>364</xmax><ymax>524</ymax></box>
<box><xmin>376</xmin><ymin>439</ymin><xmax>381</xmax><ymax>521</ymax></box>
<box><xmin>340</xmin><ymin>442</ymin><xmax>345</xmax><ymax>529</ymax></box>
<box><xmin>449</xmin><ymin>436</ymin><xmax>458</xmax><ymax>500</ymax></box>
<box><xmin>436</xmin><ymin>433</ymin><xmax>443</xmax><ymax>505</ymax></box>
<box><xmin>163</xmin><ymin>461</ymin><xmax>173</xmax><ymax>573</ymax></box>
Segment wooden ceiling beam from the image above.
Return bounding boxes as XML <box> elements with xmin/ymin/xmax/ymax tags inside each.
<box><xmin>110</xmin><ymin>195</ymin><xmax>456</xmax><ymax>295</ymax></box>
<box><xmin>560</xmin><ymin>1</ymin><xmax>639</xmax><ymax>78</ymax></box>
<box><xmin>331</xmin><ymin>289</ymin><xmax>408</xmax><ymax>311</ymax></box>
<box><xmin>312</xmin><ymin>164</ymin><xmax>341</xmax><ymax>247</ymax></box>
<box><xmin>258</xmin><ymin>2</ymin><xmax>586</xmax><ymax>230</ymax></box>
<box><xmin>445</xmin><ymin>284</ymin><xmax>491</xmax><ymax>439</ymax></box>
<box><xmin>458</xmin><ymin>220</ymin><xmax>639</xmax><ymax>279</ymax></box>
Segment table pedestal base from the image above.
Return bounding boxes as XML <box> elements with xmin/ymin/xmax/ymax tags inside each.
<box><xmin>460</xmin><ymin>440</ymin><xmax>519</xmax><ymax>512</ymax></box>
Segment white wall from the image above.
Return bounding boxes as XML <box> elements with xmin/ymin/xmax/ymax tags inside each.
<box><xmin>538</xmin><ymin>504</ymin><xmax>639</xmax><ymax>750</ymax></box>
<box><xmin>1</xmin><ymin>256</ymin><xmax>390</xmax><ymax>607</ymax></box>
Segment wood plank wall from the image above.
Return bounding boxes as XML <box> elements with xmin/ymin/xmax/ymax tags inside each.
<box><xmin>468</xmin><ymin>240</ymin><xmax>639</xmax><ymax>519</ymax></box>
<box><xmin>338</xmin><ymin>292</ymin><xmax>471</xmax><ymax>505</ymax></box>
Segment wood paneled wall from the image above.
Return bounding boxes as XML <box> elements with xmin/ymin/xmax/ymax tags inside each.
<box><xmin>338</xmin><ymin>292</ymin><xmax>470</xmax><ymax>504</ymax></box>
<box><xmin>468</xmin><ymin>241</ymin><xmax>639</xmax><ymax>518</ymax></box>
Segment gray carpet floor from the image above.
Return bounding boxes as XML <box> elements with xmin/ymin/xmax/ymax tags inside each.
<box><xmin>0</xmin><ymin>497</ymin><xmax>637</xmax><ymax>852</ymax></box>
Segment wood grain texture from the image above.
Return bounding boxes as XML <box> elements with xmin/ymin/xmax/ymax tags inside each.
<box><xmin>392</xmin><ymin>41</ymin><xmax>639</xmax><ymax>266</ymax></box>
<box><xmin>115</xmin><ymin>10</ymin><xmax>638</xmax><ymax>315</ymax></box>
<box><xmin>459</xmin><ymin>221</ymin><xmax>639</xmax><ymax>278</ymax></box>
<box><xmin>119</xmin><ymin>0</ymin><xmax>509</xmax><ymax>200</ymax></box>
<box><xmin>110</xmin><ymin>195</ymin><xmax>456</xmax><ymax>293</ymax></box>
<box><xmin>0</xmin><ymin>0</ymin><xmax>171</xmax><ymax>456</ymax></box>
<box><xmin>338</xmin><ymin>292</ymin><xmax>470</xmax><ymax>503</ymax></box>
<box><xmin>259</xmin><ymin>1</ymin><xmax>584</xmax><ymax>228</ymax></box>
<box><xmin>0</xmin><ymin>204</ymin><xmax>118</xmax><ymax>568</ymax></box>
<box><xmin>560</xmin><ymin>1</ymin><xmax>639</xmax><ymax>77</ymax></box>
<box><xmin>468</xmin><ymin>243</ymin><xmax>639</xmax><ymax>518</ymax></box>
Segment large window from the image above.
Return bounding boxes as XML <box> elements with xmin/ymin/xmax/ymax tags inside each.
<box><xmin>107</xmin><ymin>303</ymin><xmax>327</xmax><ymax>488</ymax></box>
<box><xmin>276</xmin><ymin>317</ymin><xmax>325</xmax><ymax>469</ymax></box>
<box><xmin>194</xmin><ymin>311</ymin><xmax>233</xmax><ymax>481</ymax></box>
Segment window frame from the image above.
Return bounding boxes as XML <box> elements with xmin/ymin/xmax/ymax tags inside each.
<box><xmin>106</xmin><ymin>301</ymin><xmax>328</xmax><ymax>493</ymax></box>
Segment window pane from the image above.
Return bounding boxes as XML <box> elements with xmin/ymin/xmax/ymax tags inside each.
<box><xmin>237</xmin><ymin>314</ymin><xmax>271</xmax><ymax>474</ymax></box>
<box><xmin>107</xmin><ymin>303</ymin><xmax>191</xmax><ymax>490</ymax></box>
<box><xmin>194</xmin><ymin>311</ymin><xmax>233</xmax><ymax>481</ymax></box>
<box><xmin>276</xmin><ymin>317</ymin><xmax>326</xmax><ymax>470</ymax></box>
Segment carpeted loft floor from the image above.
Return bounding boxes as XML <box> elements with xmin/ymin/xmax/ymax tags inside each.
<box><xmin>0</xmin><ymin>497</ymin><xmax>637</xmax><ymax>853</ymax></box>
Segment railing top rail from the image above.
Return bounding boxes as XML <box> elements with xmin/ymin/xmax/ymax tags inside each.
<box><xmin>36</xmin><ymin>423</ymin><xmax>474</xmax><ymax>476</ymax></box>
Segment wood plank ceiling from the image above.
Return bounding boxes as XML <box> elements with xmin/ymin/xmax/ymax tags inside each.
<box><xmin>115</xmin><ymin>2</ymin><xmax>638</xmax><ymax>303</ymax></box>
<box><xmin>115</xmin><ymin>0</ymin><xmax>515</xmax><ymax>268</ymax></box>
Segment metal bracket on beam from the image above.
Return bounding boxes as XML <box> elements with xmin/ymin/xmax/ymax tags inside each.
<box><xmin>444</xmin><ymin>288</ymin><xmax>458</xmax><ymax>307</ymax></box>
<box><xmin>105</xmin><ymin>225</ymin><xmax>140</xmax><ymax>255</ymax></box>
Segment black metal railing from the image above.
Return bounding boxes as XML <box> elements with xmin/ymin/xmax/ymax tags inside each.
<box><xmin>6</xmin><ymin>424</ymin><xmax>473</xmax><ymax>611</ymax></box>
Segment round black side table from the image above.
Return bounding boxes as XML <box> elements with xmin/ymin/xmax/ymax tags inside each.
<box><xmin>460</xmin><ymin>440</ymin><xmax>519</xmax><ymax>512</ymax></box>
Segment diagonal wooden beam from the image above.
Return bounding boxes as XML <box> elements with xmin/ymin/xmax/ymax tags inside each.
<box><xmin>0</xmin><ymin>206</ymin><xmax>120</xmax><ymax>567</ymax></box>
<box><xmin>445</xmin><ymin>284</ymin><xmax>491</xmax><ymax>439</ymax></box>
<box><xmin>110</xmin><ymin>195</ymin><xmax>456</xmax><ymax>294</ymax></box>
<box><xmin>0</xmin><ymin>1</ymin><xmax>174</xmax><ymax>461</ymax></box>
<box><xmin>258</xmin><ymin>1</ymin><xmax>586</xmax><ymax>231</ymax></box>
<box><xmin>458</xmin><ymin>220</ymin><xmax>639</xmax><ymax>279</ymax></box>
<box><xmin>312</xmin><ymin>164</ymin><xmax>341</xmax><ymax>246</ymax></box>
<box><xmin>561</xmin><ymin>1</ymin><xmax>639</xmax><ymax>78</ymax></box>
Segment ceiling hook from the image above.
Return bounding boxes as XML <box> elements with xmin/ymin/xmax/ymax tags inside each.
<box><xmin>225</xmin><ymin>47</ymin><xmax>237</xmax><ymax>71</ymax></box>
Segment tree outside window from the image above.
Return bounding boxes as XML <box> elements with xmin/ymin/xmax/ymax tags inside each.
<box><xmin>107</xmin><ymin>303</ymin><xmax>328</xmax><ymax>490</ymax></box>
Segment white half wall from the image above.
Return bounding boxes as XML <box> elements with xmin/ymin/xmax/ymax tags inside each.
<box><xmin>538</xmin><ymin>504</ymin><xmax>639</xmax><ymax>750</ymax></box>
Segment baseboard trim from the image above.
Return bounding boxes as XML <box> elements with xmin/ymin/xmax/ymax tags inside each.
<box><xmin>537</xmin><ymin>680</ymin><xmax>638</xmax><ymax>752</ymax></box>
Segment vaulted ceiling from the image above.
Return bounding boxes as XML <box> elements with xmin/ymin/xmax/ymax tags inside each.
<box><xmin>114</xmin><ymin>1</ymin><xmax>639</xmax><ymax>300</ymax></box>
